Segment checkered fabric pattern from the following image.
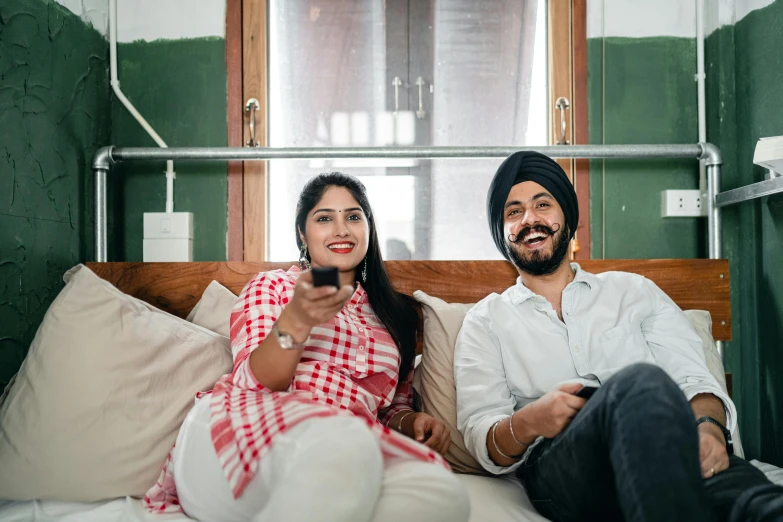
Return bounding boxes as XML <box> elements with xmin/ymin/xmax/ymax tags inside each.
<box><xmin>144</xmin><ymin>267</ymin><xmax>446</xmax><ymax>513</ymax></box>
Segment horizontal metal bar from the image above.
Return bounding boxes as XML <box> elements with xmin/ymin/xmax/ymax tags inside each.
<box><xmin>94</xmin><ymin>142</ymin><xmax>724</xmax><ymax>264</ymax></box>
<box><xmin>109</xmin><ymin>144</ymin><xmax>705</xmax><ymax>163</ymax></box>
<box><xmin>715</xmin><ymin>175</ymin><xmax>783</xmax><ymax>207</ymax></box>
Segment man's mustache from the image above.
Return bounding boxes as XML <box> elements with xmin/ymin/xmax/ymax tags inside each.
<box><xmin>507</xmin><ymin>223</ymin><xmax>562</xmax><ymax>244</ymax></box>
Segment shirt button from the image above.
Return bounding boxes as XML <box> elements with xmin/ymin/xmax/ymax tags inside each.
<box><xmin>359</xmin><ymin>345</ymin><xmax>365</xmax><ymax>351</ymax></box>
<box><xmin>359</xmin><ymin>327</ymin><xmax>364</xmax><ymax>332</ymax></box>
<box><xmin>574</xmin><ymin>345</ymin><xmax>581</xmax><ymax>352</ymax></box>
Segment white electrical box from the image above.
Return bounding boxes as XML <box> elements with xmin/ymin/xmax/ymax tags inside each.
<box><xmin>143</xmin><ymin>212</ymin><xmax>194</xmax><ymax>261</ymax></box>
<box><xmin>661</xmin><ymin>190</ymin><xmax>706</xmax><ymax>218</ymax></box>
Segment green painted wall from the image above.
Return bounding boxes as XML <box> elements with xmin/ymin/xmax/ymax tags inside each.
<box><xmin>588</xmin><ymin>37</ymin><xmax>703</xmax><ymax>259</ymax></box>
<box><xmin>111</xmin><ymin>38</ymin><xmax>228</xmax><ymax>261</ymax></box>
<box><xmin>590</xmin><ymin>8</ymin><xmax>783</xmax><ymax>465</ymax></box>
<box><xmin>707</xmin><ymin>0</ymin><xmax>783</xmax><ymax>466</ymax></box>
<box><xmin>0</xmin><ymin>0</ymin><xmax>110</xmax><ymax>388</ymax></box>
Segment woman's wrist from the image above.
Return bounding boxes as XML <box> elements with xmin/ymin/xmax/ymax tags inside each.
<box><xmin>395</xmin><ymin>410</ymin><xmax>418</xmax><ymax>435</ymax></box>
<box><xmin>275</xmin><ymin>309</ymin><xmax>312</xmax><ymax>343</ymax></box>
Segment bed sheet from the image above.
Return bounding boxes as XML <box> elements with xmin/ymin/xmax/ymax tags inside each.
<box><xmin>0</xmin><ymin>497</ymin><xmax>192</xmax><ymax>522</ymax></box>
<box><xmin>1</xmin><ymin>461</ymin><xmax>780</xmax><ymax>522</ymax></box>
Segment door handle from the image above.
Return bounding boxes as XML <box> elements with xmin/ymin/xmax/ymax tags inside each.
<box><xmin>392</xmin><ymin>77</ymin><xmax>403</xmax><ymax>114</ymax></box>
<box><xmin>245</xmin><ymin>98</ymin><xmax>260</xmax><ymax>147</ymax></box>
<box><xmin>555</xmin><ymin>97</ymin><xmax>570</xmax><ymax>145</ymax></box>
<box><xmin>415</xmin><ymin>76</ymin><xmax>426</xmax><ymax>119</ymax></box>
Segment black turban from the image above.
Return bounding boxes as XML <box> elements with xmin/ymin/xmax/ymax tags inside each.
<box><xmin>487</xmin><ymin>151</ymin><xmax>578</xmax><ymax>260</ymax></box>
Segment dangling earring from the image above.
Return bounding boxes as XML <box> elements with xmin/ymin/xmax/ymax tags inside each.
<box><xmin>299</xmin><ymin>244</ymin><xmax>311</xmax><ymax>270</ymax></box>
<box><xmin>361</xmin><ymin>257</ymin><xmax>367</xmax><ymax>283</ymax></box>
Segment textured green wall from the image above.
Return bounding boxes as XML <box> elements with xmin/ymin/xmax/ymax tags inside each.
<box><xmin>111</xmin><ymin>38</ymin><xmax>228</xmax><ymax>261</ymax></box>
<box><xmin>0</xmin><ymin>0</ymin><xmax>110</xmax><ymax>387</ymax></box>
<box><xmin>588</xmin><ymin>37</ymin><xmax>703</xmax><ymax>259</ymax></box>
<box><xmin>707</xmin><ymin>0</ymin><xmax>783</xmax><ymax>466</ymax></box>
<box><xmin>591</xmin><ymin>11</ymin><xmax>783</xmax><ymax>465</ymax></box>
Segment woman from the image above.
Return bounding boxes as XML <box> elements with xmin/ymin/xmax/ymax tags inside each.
<box><xmin>145</xmin><ymin>173</ymin><xmax>469</xmax><ymax>522</ymax></box>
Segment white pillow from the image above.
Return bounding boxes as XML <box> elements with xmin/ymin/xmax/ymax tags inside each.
<box><xmin>412</xmin><ymin>291</ymin><xmax>484</xmax><ymax>474</ymax></box>
<box><xmin>186</xmin><ymin>280</ymin><xmax>238</xmax><ymax>337</ymax></box>
<box><xmin>0</xmin><ymin>265</ymin><xmax>233</xmax><ymax>502</ymax></box>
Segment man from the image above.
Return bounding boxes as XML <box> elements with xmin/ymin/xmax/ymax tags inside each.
<box><xmin>454</xmin><ymin>151</ymin><xmax>783</xmax><ymax>521</ymax></box>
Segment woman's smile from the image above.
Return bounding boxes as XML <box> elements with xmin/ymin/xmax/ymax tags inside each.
<box><xmin>327</xmin><ymin>242</ymin><xmax>356</xmax><ymax>254</ymax></box>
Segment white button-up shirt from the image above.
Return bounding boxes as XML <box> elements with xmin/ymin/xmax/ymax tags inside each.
<box><xmin>454</xmin><ymin>263</ymin><xmax>736</xmax><ymax>475</ymax></box>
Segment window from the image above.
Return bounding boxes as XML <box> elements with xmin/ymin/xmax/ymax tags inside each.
<box><xmin>266</xmin><ymin>0</ymin><xmax>548</xmax><ymax>261</ymax></box>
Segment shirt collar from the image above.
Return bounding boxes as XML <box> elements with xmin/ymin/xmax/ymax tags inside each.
<box><xmin>508</xmin><ymin>262</ymin><xmax>599</xmax><ymax>305</ymax></box>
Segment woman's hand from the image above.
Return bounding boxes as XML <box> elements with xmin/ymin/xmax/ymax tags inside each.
<box><xmin>409</xmin><ymin>413</ymin><xmax>451</xmax><ymax>455</ymax></box>
<box><xmin>277</xmin><ymin>271</ymin><xmax>354</xmax><ymax>340</ymax></box>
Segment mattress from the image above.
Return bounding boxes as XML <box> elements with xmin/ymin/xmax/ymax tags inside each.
<box><xmin>1</xmin><ymin>461</ymin><xmax>781</xmax><ymax>522</ymax></box>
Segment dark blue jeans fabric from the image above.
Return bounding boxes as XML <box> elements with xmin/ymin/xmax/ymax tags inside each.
<box><xmin>516</xmin><ymin>363</ymin><xmax>783</xmax><ymax>522</ymax></box>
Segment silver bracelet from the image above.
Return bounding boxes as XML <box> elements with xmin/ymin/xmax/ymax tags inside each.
<box><xmin>397</xmin><ymin>411</ymin><xmax>416</xmax><ymax>432</ymax></box>
<box><xmin>508</xmin><ymin>415</ymin><xmax>527</xmax><ymax>449</ymax></box>
<box><xmin>490</xmin><ymin>421</ymin><xmax>518</xmax><ymax>460</ymax></box>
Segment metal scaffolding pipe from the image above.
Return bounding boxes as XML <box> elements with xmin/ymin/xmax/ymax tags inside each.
<box><xmin>93</xmin><ymin>143</ymin><xmax>723</xmax><ymax>263</ymax></box>
<box><xmin>707</xmin><ymin>164</ymin><xmax>722</xmax><ymax>259</ymax></box>
<box><xmin>100</xmin><ymin>144</ymin><xmax>704</xmax><ymax>166</ymax></box>
<box><xmin>95</xmin><ymin>169</ymin><xmax>108</xmax><ymax>263</ymax></box>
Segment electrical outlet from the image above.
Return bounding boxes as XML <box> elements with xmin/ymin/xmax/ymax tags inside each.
<box><xmin>143</xmin><ymin>212</ymin><xmax>194</xmax><ymax>261</ymax></box>
<box><xmin>661</xmin><ymin>190</ymin><xmax>706</xmax><ymax>218</ymax></box>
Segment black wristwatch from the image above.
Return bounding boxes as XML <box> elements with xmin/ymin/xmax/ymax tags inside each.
<box><xmin>696</xmin><ymin>416</ymin><xmax>734</xmax><ymax>455</ymax></box>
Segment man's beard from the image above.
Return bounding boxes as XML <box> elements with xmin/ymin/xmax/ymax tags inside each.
<box><xmin>506</xmin><ymin>223</ymin><xmax>571</xmax><ymax>276</ymax></box>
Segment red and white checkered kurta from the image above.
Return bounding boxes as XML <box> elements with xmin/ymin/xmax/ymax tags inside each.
<box><xmin>144</xmin><ymin>267</ymin><xmax>447</xmax><ymax>513</ymax></box>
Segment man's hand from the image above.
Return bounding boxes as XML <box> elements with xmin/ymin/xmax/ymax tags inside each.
<box><xmin>698</xmin><ymin>423</ymin><xmax>730</xmax><ymax>478</ymax></box>
<box><xmin>517</xmin><ymin>383</ymin><xmax>587</xmax><ymax>440</ymax></box>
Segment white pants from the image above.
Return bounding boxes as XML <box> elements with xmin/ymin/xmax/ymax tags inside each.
<box><xmin>172</xmin><ymin>399</ymin><xmax>470</xmax><ymax>522</ymax></box>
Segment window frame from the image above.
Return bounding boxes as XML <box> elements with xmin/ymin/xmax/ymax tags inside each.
<box><xmin>227</xmin><ymin>0</ymin><xmax>589</xmax><ymax>261</ymax></box>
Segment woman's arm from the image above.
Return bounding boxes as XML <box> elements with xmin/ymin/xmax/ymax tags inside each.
<box><xmin>232</xmin><ymin>271</ymin><xmax>353</xmax><ymax>392</ymax></box>
<box><xmin>379</xmin><ymin>368</ymin><xmax>415</xmax><ymax>427</ymax></box>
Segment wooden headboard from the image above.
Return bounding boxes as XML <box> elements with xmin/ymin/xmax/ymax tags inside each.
<box><xmin>86</xmin><ymin>259</ymin><xmax>731</xmax><ymax>341</ymax></box>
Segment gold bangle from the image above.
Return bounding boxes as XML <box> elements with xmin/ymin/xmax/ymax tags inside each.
<box><xmin>397</xmin><ymin>411</ymin><xmax>415</xmax><ymax>432</ymax></box>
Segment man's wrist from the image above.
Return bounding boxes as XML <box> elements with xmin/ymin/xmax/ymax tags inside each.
<box><xmin>696</xmin><ymin>417</ymin><xmax>729</xmax><ymax>447</ymax></box>
<box><xmin>697</xmin><ymin>421</ymin><xmax>725</xmax><ymax>443</ymax></box>
<box><xmin>511</xmin><ymin>408</ymin><xmax>538</xmax><ymax>446</ymax></box>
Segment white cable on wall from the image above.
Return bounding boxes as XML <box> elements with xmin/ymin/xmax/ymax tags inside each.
<box><xmin>696</xmin><ymin>0</ymin><xmax>707</xmax><ymax>200</ymax></box>
<box><xmin>109</xmin><ymin>0</ymin><xmax>176</xmax><ymax>213</ymax></box>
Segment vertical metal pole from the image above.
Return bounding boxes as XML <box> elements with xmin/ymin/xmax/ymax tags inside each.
<box><xmin>95</xmin><ymin>168</ymin><xmax>108</xmax><ymax>262</ymax></box>
<box><xmin>707</xmin><ymin>164</ymin><xmax>722</xmax><ymax>259</ymax></box>
<box><xmin>707</xmin><ymin>163</ymin><xmax>724</xmax><ymax>358</ymax></box>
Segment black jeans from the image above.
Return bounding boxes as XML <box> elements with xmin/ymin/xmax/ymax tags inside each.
<box><xmin>517</xmin><ymin>363</ymin><xmax>783</xmax><ymax>522</ymax></box>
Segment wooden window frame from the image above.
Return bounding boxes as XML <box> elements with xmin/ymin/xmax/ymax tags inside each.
<box><xmin>226</xmin><ymin>0</ymin><xmax>244</xmax><ymax>260</ymax></box>
<box><xmin>549</xmin><ymin>0</ymin><xmax>590</xmax><ymax>260</ymax></box>
<box><xmin>227</xmin><ymin>0</ymin><xmax>589</xmax><ymax>261</ymax></box>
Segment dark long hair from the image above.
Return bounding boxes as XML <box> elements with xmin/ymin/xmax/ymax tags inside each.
<box><xmin>295</xmin><ymin>172</ymin><xmax>418</xmax><ymax>382</ymax></box>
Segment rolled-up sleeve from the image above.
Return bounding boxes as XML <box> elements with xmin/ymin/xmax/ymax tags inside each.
<box><xmin>454</xmin><ymin>309</ymin><xmax>523</xmax><ymax>475</ymax></box>
<box><xmin>641</xmin><ymin>278</ymin><xmax>737</xmax><ymax>433</ymax></box>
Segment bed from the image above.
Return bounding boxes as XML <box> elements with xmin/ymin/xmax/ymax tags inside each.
<box><xmin>0</xmin><ymin>259</ymin><xmax>779</xmax><ymax>522</ymax></box>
